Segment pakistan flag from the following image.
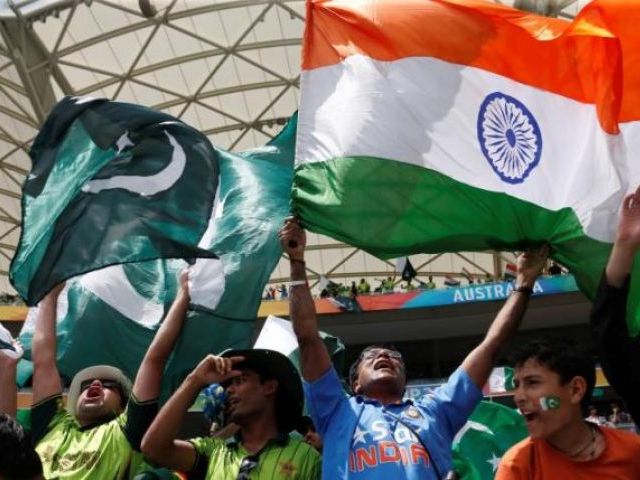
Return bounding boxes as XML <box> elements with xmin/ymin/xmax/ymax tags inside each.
<box><xmin>17</xmin><ymin>113</ymin><xmax>297</xmax><ymax>397</ymax></box>
<box><xmin>452</xmin><ymin>401</ymin><xmax>528</xmax><ymax>479</ymax></box>
<box><xmin>10</xmin><ymin>96</ymin><xmax>219</xmax><ymax>306</ymax></box>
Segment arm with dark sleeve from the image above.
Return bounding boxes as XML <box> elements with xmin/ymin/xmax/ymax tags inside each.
<box><xmin>591</xmin><ymin>277</ymin><xmax>640</xmax><ymax>425</ymax></box>
<box><xmin>124</xmin><ymin>269</ymin><xmax>192</xmax><ymax>448</ymax></box>
<box><xmin>592</xmin><ymin>185</ymin><xmax>640</xmax><ymax>426</ymax></box>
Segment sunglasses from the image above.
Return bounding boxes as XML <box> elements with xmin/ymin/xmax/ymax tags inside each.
<box><xmin>361</xmin><ymin>348</ymin><xmax>403</xmax><ymax>362</ymax></box>
<box><xmin>80</xmin><ymin>379</ymin><xmax>122</xmax><ymax>392</ymax></box>
<box><xmin>236</xmin><ymin>455</ymin><xmax>259</xmax><ymax>480</ymax></box>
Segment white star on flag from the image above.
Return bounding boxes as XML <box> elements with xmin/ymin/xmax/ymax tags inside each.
<box><xmin>487</xmin><ymin>452</ymin><xmax>502</xmax><ymax>472</ymax></box>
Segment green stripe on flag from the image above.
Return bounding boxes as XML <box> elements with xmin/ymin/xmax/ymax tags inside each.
<box><xmin>293</xmin><ymin>156</ymin><xmax>640</xmax><ymax>335</ymax></box>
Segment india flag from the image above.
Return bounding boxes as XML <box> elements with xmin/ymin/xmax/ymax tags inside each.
<box><xmin>293</xmin><ymin>0</ymin><xmax>640</xmax><ymax>334</ymax></box>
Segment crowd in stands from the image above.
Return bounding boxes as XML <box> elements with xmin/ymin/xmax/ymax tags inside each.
<box><xmin>1</xmin><ymin>189</ymin><xmax>640</xmax><ymax>479</ymax></box>
<box><xmin>585</xmin><ymin>403</ymin><xmax>634</xmax><ymax>428</ymax></box>
<box><xmin>262</xmin><ymin>260</ymin><xmax>570</xmax><ymax>301</ymax></box>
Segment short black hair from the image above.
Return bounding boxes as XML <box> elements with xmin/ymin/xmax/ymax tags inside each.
<box><xmin>348</xmin><ymin>344</ymin><xmax>405</xmax><ymax>391</ymax></box>
<box><xmin>509</xmin><ymin>337</ymin><xmax>596</xmax><ymax>408</ymax></box>
<box><xmin>0</xmin><ymin>414</ymin><xmax>43</xmax><ymax>479</ymax></box>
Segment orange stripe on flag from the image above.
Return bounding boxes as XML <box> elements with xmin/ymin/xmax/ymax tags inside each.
<box><xmin>303</xmin><ymin>0</ymin><xmax>622</xmax><ymax>133</ymax></box>
<box><xmin>577</xmin><ymin>0</ymin><xmax>640</xmax><ymax>122</ymax></box>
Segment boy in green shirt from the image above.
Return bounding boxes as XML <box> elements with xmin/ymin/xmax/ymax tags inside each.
<box><xmin>142</xmin><ymin>349</ymin><xmax>321</xmax><ymax>479</ymax></box>
<box><xmin>30</xmin><ymin>269</ymin><xmax>194</xmax><ymax>479</ymax></box>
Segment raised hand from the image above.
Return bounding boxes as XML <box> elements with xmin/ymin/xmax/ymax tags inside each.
<box><xmin>516</xmin><ymin>244</ymin><xmax>549</xmax><ymax>288</ymax></box>
<box><xmin>279</xmin><ymin>217</ymin><xmax>306</xmax><ymax>261</ymax></box>
<box><xmin>190</xmin><ymin>355</ymin><xmax>244</xmax><ymax>387</ymax></box>
<box><xmin>616</xmin><ymin>185</ymin><xmax>640</xmax><ymax>249</ymax></box>
<box><xmin>177</xmin><ymin>267</ymin><xmax>191</xmax><ymax>301</ymax></box>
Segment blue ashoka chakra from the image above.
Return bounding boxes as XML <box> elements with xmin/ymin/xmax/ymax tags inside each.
<box><xmin>477</xmin><ymin>92</ymin><xmax>542</xmax><ymax>184</ymax></box>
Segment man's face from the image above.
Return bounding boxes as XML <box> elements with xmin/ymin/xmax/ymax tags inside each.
<box><xmin>513</xmin><ymin>359</ymin><xmax>584</xmax><ymax>440</ymax></box>
<box><xmin>75</xmin><ymin>378</ymin><xmax>124</xmax><ymax>424</ymax></box>
<box><xmin>353</xmin><ymin>348</ymin><xmax>406</xmax><ymax>396</ymax></box>
<box><xmin>225</xmin><ymin>368</ymin><xmax>277</xmax><ymax>426</ymax></box>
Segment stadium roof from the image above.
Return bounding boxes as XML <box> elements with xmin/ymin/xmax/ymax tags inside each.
<box><xmin>0</xmin><ymin>0</ymin><xmax>589</xmax><ymax>296</ymax></box>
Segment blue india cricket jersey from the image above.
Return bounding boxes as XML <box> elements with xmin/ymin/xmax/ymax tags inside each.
<box><xmin>304</xmin><ymin>367</ymin><xmax>482</xmax><ymax>480</ymax></box>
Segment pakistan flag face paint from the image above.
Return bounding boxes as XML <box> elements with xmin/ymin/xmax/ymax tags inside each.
<box><xmin>539</xmin><ymin>396</ymin><xmax>561</xmax><ymax>411</ymax></box>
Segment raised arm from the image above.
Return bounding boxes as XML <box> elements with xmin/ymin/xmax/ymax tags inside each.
<box><xmin>32</xmin><ymin>285</ymin><xmax>65</xmax><ymax>404</ymax></box>
<box><xmin>591</xmin><ymin>185</ymin><xmax>640</xmax><ymax>425</ymax></box>
<box><xmin>132</xmin><ymin>268</ymin><xmax>191</xmax><ymax>402</ymax></box>
<box><xmin>141</xmin><ymin>355</ymin><xmax>243</xmax><ymax>472</ymax></box>
<box><xmin>461</xmin><ymin>246</ymin><xmax>548</xmax><ymax>389</ymax></box>
<box><xmin>279</xmin><ymin>218</ymin><xmax>332</xmax><ymax>382</ymax></box>
<box><xmin>605</xmin><ymin>185</ymin><xmax>640</xmax><ymax>287</ymax></box>
<box><xmin>0</xmin><ymin>336</ymin><xmax>21</xmax><ymax>417</ymax></box>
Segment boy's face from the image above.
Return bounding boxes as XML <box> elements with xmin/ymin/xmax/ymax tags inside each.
<box><xmin>513</xmin><ymin>358</ymin><xmax>585</xmax><ymax>440</ymax></box>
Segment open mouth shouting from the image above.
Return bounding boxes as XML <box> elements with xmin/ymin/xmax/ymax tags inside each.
<box><xmin>373</xmin><ymin>358</ymin><xmax>395</xmax><ymax>372</ymax></box>
<box><xmin>521</xmin><ymin>410</ymin><xmax>540</xmax><ymax>424</ymax></box>
<box><xmin>83</xmin><ymin>384</ymin><xmax>104</xmax><ymax>404</ymax></box>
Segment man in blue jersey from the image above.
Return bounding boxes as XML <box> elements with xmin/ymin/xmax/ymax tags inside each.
<box><xmin>280</xmin><ymin>219</ymin><xmax>547</xmax><ymax>479</ymax></box>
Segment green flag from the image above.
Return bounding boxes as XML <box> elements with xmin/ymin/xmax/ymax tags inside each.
<box><xmin>11</xmin><ymin>96</ymin><xmax>219</xmax><ymax>306</ymax></box>
<box><xmin>452</xmin><ymin>401</ymin><xmax>528</xmax><ymax>479</ymax></box>
<box><xmin>17</xmin><ymin>114</ymin><xmax>298</xmax><ymax>396</ymax></box>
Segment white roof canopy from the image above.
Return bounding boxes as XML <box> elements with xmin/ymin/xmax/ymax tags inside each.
<box><xmin>0</xmin><ymin>0</ymin><xmax>589</xmax><ymax>295</ymax></box>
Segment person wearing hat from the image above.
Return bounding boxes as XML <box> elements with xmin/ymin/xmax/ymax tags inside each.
<box><xmin>280</xmin><ymin>218</ymin><xmax>548</xmax><ymax>480</ymax></box>
<box><xmin>142</xmin><ymin>349</ymin><xmax>321</xmax><ymax>479</ymax></box>
<box><xmin>30</xmin><ymin>269</ymin><xmax>195</xmax><ymax>479</ymax></box>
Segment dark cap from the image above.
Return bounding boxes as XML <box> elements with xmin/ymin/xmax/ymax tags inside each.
<box><xmin>221</xmin><ymin>348</ymin><xmax>303</xmax><ymax>433</ymax></box>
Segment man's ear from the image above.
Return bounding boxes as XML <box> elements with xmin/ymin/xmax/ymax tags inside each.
<box><xmin>353</xmin><ymin>380</ymin><xmax>362</xmax><ymax>395</ymax></box>
<box><xmin>569</xmin><ymin>376</ymin><xmax>587</xmax><ymax>405</ymax></box>
<box><xmin>263</xmin><ymin>379</ymin><xmax>278</xmax><ymax>396</ymax></box>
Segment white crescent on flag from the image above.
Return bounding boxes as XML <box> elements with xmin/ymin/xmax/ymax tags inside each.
<box><xmin>81</xmin><ymin>129</ymin><xmax>186</xmax><ymax>197</ymax></box>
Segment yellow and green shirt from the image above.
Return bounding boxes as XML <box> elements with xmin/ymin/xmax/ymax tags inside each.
<box><xmin>189</xmin><ymin>435</ymin><xmax>321</xmax><ymax>480</ymax></box>
<box><xmin>32</xmin><ymin>394</ymin><xmax>158</xmax><ymax>479</ymax></box>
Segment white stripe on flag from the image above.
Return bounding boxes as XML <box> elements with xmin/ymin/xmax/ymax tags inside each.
<box><xmin>298</xmin><ymin>55</ymin><xmax>625</xmax><ymax>242</ymax></box>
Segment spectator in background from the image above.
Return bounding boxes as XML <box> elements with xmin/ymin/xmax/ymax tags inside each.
<box><xmin>350</xmin><ymin>281</ymin><xmax>358</xmax><ymax>299</ymax></box>
<box><xmin>279</xmin><ymin>283</ymin><xmax>289</xmax><ymax>300</ymax></box>
<box><xmin>425</xmin><ymin>275</ymin><xmax>436</xmax><ymax>289</ymax></box>
<box><xmin>30</xmin><ymin>270</ymin><xmax>193</xmax><ymax>479</ymax></box>
<box><xmin>402</xmin><ymin>280</ymin><xmax>416</xmax><ymax>291</ymax></box>
<box><xmin>585</xmin><ymin>405</ymin><xmax>608</xmax><ymax>426</ymax></box>
<box><xmin>590</xmin><ymin>185</ymin><xmax>640</xmax><ymax>428</ymax></box>
<box><xmin>382</xmin><ymin>276</ymin><xmax>395</xmax><ymax>293</ymax></box>
<box><xmin>609</xmin><ymin>403</ymin><xmax>632</xmax><ymax>426</ymax></box>
<box><xmin>357</xmin><ymin>278</ymin><xmax>371</xmax><ymax>295</ymax></box>
<box><xmin>548</xmin><ymin>262</ymin><xmax>563</xmax><ymax>275</ymax></box>
<box><xmin>496</xmin><ymin>338</ymin><xmax>640</xmax><ymax>479</ymax></box>
<box><xmin>297</xmin><ymin>416</ymin><xmax>323</xmax><ymax>453</ymax></box>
